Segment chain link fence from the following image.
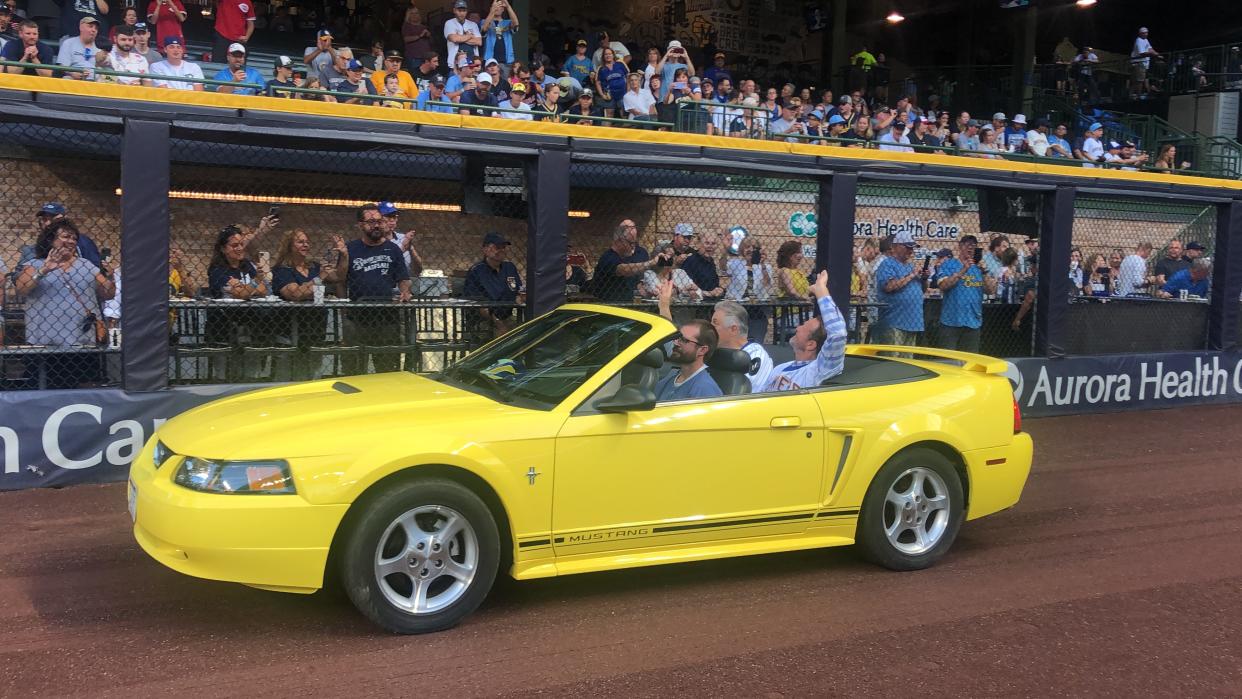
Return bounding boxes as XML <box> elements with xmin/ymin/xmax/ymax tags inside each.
<box><xmin>0</xmin><ymin>124</ymin><xmax>122</xmax><ymax>390</ymax></box>
<box><xmin>164</xmin><ymin>138</ymin><xmax>528</xmax><ymax>385</ymax></box>
<box><xmin>1069</xmin><ymin>195</ymin><xmax>1215</xmax><ymax>354</ymax></box>
<box><xmin>567</xmin><ymin>165</ymin><xmax>823</xmax><ymax>367</ymax></box>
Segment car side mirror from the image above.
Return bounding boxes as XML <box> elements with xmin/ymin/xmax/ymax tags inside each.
<box><xmin>593</xmin><ymin>385</ymin><xmax>656</xmax><ymax>413</ymax></box>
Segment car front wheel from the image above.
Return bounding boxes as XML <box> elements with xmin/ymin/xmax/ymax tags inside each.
<box><xmin>856</xmin><ymin>448</ymin><xmax>964</xmax><ymax>571</ymax></box>
<box><xmin>341</xmin><ymin>478</ymin><xmax>500</xmax><ymax>634</ymax></box>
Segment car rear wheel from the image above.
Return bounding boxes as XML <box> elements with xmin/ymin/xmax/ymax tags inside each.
<box><xmin>856</xmin><ymin>448</ymin><xmax>964</xmax><ymax>571</ymax></box>
<box><xmin>340</xmin><ymin>478</ymin><xmax>500</xmax><ymax>634</ymax></box>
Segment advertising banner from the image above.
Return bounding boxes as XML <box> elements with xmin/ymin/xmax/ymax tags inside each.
<box><xmin>0</xmin><ymin>385</ymin><xmax>258</xmax><ymax>491</ymax></box>
<box><xmin>1009</xmin><ymin>351</ymin><xmax>1242</xmax><ymax>417</ymax></box>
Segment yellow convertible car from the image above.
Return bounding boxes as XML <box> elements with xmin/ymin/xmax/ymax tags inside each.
<box><xmin>129</xmin><ymin>303</ymin><xmax>1031</xmax><ymax>634</ymax></box>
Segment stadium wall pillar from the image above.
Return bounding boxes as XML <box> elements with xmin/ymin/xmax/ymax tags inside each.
<box><xmin>120</xmin><ymin>119</ymin><xmax>171</xmax><ymax>392</ymax></box>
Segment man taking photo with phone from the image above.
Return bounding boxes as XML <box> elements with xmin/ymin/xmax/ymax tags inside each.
<box><xmin>936</xmin><ymin>234</ymin><xmax>997</xmax><ymax>352</ymax></box>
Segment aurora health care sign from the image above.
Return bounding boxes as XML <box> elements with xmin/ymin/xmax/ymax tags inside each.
<box><xmin>1008</xmin><ymin>351</ymin><xmax>1242</xmax><ymax>416</ymax></box>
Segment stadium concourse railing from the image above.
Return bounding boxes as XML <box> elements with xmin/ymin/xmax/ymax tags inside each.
<box><xmin>0</xmin><ymin>71</ymin><xmax>1241</xmax><ymax>489</ymax></box>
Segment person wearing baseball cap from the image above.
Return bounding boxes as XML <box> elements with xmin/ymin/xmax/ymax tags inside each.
<box><xmin>1081</xmin><ymin>122</ymin><xmax>1105</xmax><ymax>166</ymax></box>
<box><xmin>1130</xmin><ymin>27</ymin><xmax>1159</xmax><ymax>98</ymax></box>
<box><xmin>56</xmin><ymin>15</ymin><xmax>102</xmax><ymax>80</ymax></box>
<box><xmin>702</xmin><ymin>50</ymin><xmax>731</xmax><ymax>87</ymax></box>
<box><xmin>498</xmin><ymin>80</ymin><xmax>533</xmax><ymax>120</ymax></box>
<box><xmin>32</xmin><ymin>202</ymin><xmax>104</xmax><ymax>267</ymax></box>
<box><xmin>937</xmin><ymin>233</ymin><xmax>996</xmax><ymax>352</ymax></box>
<box><xmin>1004</xmin><ymin>114</ymin><xmax>1028</xmax><ymax>153</ymax></box>
<box><xmin>265</xmin><ymin>55</ymin><xmax>298</xmax><ymax>98</ymax></box>
<box><xmin>464</xmin><ymin>232</ymin><xmax>525</xmax><ymax>337</ymax></box>
<box><xmin>444</xmin><ymin>0</ymin><xmax>481</xmax><ymax>73</ymax></box>
<box><xmin>416</xmin><ymin>72</ymin><xmax>455</xmax><ymax>113</ymax></box>
<box><xmin>304</xmin><ymin>28</ymin><xmax>337</xmax><ymax>77</ymax></box>
<box><xmin>328</xmin><ymin>58</ymin><xmax>380</xmax><ymax>104</ymax></box>
<box><xmin>149</xmin><ymin>34</ymin><xmax>205</xmax><ymax>91</ymax></box>
<box><xmin>460</xmin><ymin>70</ymin><xmax>500</xmax><ymax>116</ymax></box>
<box><xmin>568</xmin><ymin>87</ymin><xmax>603</xmax><ymax>125</ymax></box>
<box><xmin>827</xmin><ymin>113</ymin><xmax>849</xmax><ymax>141</ymax></box>
<box><xmin>213</xmin><ymin>42</ymin><xmax>265</xmax><ymax>95</ymax></box>
<box><xmin>563</xmin><ymin>37</ymin><xmax>593</xmax><ymax>84</ymax></box>
<box><xmin>211</xmin><ymin>0</ymin><xmax>256</xmax><ymax>66</ymax></box>
<box><xmin>370</xmin><ymin>48</ymin><xmax>418</xmax><ymax>100</ymax></box>
<box><xmin>656</xmin><ymin>39</ymin><xmax>693</xmax><ymax>100</ymax></box>
<box><xmin>873</xmin><ymin>230</ymin><xmax>928</xmax><ymax>351</ymax></box>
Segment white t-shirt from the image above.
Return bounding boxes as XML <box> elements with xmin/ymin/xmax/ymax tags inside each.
<box><xmin>1132</xmin><ymin>37</ymin><xmax>1153</xmax><ymax>68</ymax></box>
<box><xmin>877</xmin><ymin>131</ymin><xmax>912</xmax><ymax>152</ymax></box>
<box><xmin>108</xmin><ymin>48</ymin><xmax>149</xmax><ymax>85</ymax></box>
<box><xmin>623</xmin><ymin>88</ymin><xmax>656</xmax><ymax>117</ymax></box>
<box><xmin>1117</xmin><ymin>254</ymin><xmax>1148</xmax><ymax>296</ymax></box>
<box><xmin>642</xmin><ymin>63</ymin><xmax>657</xmax><ymax>89</ymax></box>
<box><xmin>443</xmin><ymin>18</ymin><xmax>480</xmax><ymax>71</ymax></box>
<box><xmin>498</xmin><ymin>101</ymin><xmax>532</xmax><ymax>120</ymax></box>
<box><xmin>1082</xmin><ymin>136</ymin><xmax>1104</xmax><ymax>167</ymax></box>
<box><xmin>149</xmin><ymin>59</ymin><xmax>204</xmax><ymax>89</ymax></box>
<box><xmin>1026</xmin><ymin>129</ymin><xmax>1049</xmax><ymax>156</ymax></box>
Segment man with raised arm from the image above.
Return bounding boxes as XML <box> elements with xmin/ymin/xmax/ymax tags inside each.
<box><xmin>759</xmin><ymin>270</ymin><xmax>847</xmax><ymax>392</ymax></box>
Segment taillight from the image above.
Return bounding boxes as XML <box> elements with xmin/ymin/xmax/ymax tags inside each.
<box><xmin>1013</xmin><ymin>396</ymin><xmax>1022</xmax><ymax>434</ymax></box>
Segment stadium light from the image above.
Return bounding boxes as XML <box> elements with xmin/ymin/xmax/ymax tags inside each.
<box><xmin>1075</xmin><ymin>0</ymin><xmax>1096</xmax><ymax>7</ymax></box>
<box><xmin>885</xmin><ymin>9</ymin><xmax>905</xmax><ymax>23</ymax></box>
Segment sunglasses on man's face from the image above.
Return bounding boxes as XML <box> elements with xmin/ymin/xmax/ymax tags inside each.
<box><xmin>673</xmin><ymin>333</ymin><xmax>703</xmax><ymax>346</ymax></box>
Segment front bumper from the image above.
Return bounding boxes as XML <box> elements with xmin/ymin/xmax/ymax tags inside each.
<box><xmin>963</xmin><ymin>431</ymin><xmax>1034</xmax><ymax>520</ymax></box>
<box><xmin>129</xmin><ymin>442</ymin><xmax>350</xmax><ymax>593</ymax></box>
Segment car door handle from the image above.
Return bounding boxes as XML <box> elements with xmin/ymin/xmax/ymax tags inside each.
<box><xmin>770</xmin><ymin>417</ymin><xmax>801</xmax><ymax>429</ymax></box>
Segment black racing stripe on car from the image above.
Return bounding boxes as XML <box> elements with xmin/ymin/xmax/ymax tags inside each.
<box><xmin>554</xmin><ymin>537</ymin><xmax>564</xmax><ymax>543</ymax></box>
<box><xmin>652</xmin><ymin>512</ymin><xmax>814</xmax><ymax>533</ymax></box>
<box><xmin>815</xmin><ymin>509</ymin><xmax>859</xmax><ymax>518</ymax></box>
<box><xmin>518</xmin><ymin>539</ymin><xmax>551</xmax><ymax>548</ymax></box>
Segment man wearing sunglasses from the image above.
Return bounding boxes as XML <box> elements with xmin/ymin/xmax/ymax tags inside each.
<box><xmin>654</xmin><ymin>278</ymin><xmax>723</xmax><ymax>401</ymax></box>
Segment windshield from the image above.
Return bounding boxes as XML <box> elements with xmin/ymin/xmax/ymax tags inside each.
<box><xmin>436</xmin><ymin>310</ymin><xmax>650</xmax><ymax>409</ymax></box>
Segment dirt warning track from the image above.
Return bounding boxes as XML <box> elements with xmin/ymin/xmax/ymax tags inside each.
<box><xmin>1</xmin><ymin>405</ymin><xmax>1240</xmax><ymax>697</ymax></box>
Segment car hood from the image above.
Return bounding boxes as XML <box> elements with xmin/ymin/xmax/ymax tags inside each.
<box><xmin>157</xmin><ymin>373</ymin><xmax>508</xmax><ymax>460</ymax></box>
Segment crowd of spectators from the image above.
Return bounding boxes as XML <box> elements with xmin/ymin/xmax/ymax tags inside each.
<box><xmin>0</xmin><ymin>2</ymin><xmax>1211</xmax><ymax>174</ymax></box>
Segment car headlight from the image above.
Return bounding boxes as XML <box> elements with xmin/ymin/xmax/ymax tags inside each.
<box><xmin>173</xmin><ymin>457</ymin><xmax>297</xmax><ymax>495</ymax></box>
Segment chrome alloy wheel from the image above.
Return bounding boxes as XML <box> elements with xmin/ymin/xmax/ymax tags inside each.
<box><xmin>373</xmin><ymin>505</ymin><xmax>479</xmax><ymax>615</ymax></box>
<box><xmin>882</xmin><ymin>466</ymin><xmax>951</xmax><ymax>555</ymax></box>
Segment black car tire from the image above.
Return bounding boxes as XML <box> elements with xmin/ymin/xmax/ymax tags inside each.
<box><xmin>340</xmin><ymin>477</ymin><xmax>500</xmax><ymax>634</ymax></box>
<box><xmin>856</xmin><ymin>448</ymin><xmax>965</xmax><ymax>571</ymax></box>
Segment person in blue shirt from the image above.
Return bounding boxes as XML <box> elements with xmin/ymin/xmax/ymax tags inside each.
<box><xmin>936</xmin><ymin>234</ymin><xmax>997</xmax><ymax>352</ymax></box>
<box><xmin>463</xmin><ymin>231</ymin><xmax>525</xmax><ymax>337</ymax></box>
<box><xmin>332</xmin><ymin>204</ymin><xmax>412</xmax><ymax>374</ymax></box>
<box><xmin>1158</xmin><ymin>259</ymin><xmax>1211</xmax><ymax>299</ymax></box>
<box><xmin>654</xmin><ymin>317</ymin><xmax>723</xmax><ymax>401</ymax></box>
<box><xmin>656</xmin><ymin>39</ymin><xmax>695</xmax><ymax>100</ymax></box>
<box><xmin>213</xmin><ymin>43</ymin><xmax>264</xmax><ymax>95</ymax></box>
<box><xmin>562</xmin><ymin>38</ymin><xmax>594</xmax><ymax>84</ymax></box>
<box><xmin>701</xmin><ymin>51</ymin><xmax>731</xmax><ymax>87</ymax></box>
<box><xmin>874</xmin><ymin>231</ymin><xmax>928</xmax><ymax>350</ymax></box>
<box><xmin>416</xmin><ymin>75</ymin><xmax>455</xmax><ymax>112</ymax></box>
<box><xmin>480</xmin><ymin>0</ymin><xmax>518</xmax><ymax>64</ymax></box>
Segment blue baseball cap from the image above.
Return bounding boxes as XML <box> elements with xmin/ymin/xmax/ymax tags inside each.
<box><xmin>483</xmin><ymin>231</ymin><xmax>510</xmax><ymax>247</ymax></box>
<box><xmin>317</xmin><ymin>28</ymin><xmax>332</xmax><ymax>38</ymax></box>
<box><xmin>808</xmin><ymin>109</ymin><xmax>824</xmax><ymax>121</ymax></box>
<box><xmin>346</xmin><ymin>58</ymin><xmax>363</xmax><ymax>71</ymax></box>
<box><xmin>134</xmin><ymin>22</ymin><xmax>148</xmax><ymax>32</ymax></box>
<box><xmin>828</xmin><ymin>114</ymin><xmax>846</xmax><ymax>125</ymax></box>
<box><xmin>377</xmin><ymin>201</ymin><xmax>399</xmax><ymax>216</ymax></box>
<box><xmin>39</xmin><ymin>202</ymin><xmax>66</xmax><ymax>216</ymax></box>
<box><xmin>1088</xmin><ymin>122</ymin><xmax>1103</xmax><ymax>131</ymax></box>
<box><xmin>163</xmin><ymin>36</ymin><xmax>184</xmax><ymax>46</ymax></box>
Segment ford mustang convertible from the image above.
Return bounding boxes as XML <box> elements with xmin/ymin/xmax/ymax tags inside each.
<box><xmin>129</xmin><ymin>303</ymin><xmax>1032</xmax><ymax>634</ymax></box>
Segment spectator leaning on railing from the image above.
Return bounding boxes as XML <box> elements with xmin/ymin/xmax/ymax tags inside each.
<box><xmin>56</xmin><ymin>15</ymin><xmax>99</xmax><ymax>80</ymax></box>
<box><xmin>1158</xmin><ymin>259</ymin><xmax>1211</xmax><ymax>299</ymax></box>
<box><xmin>2</xmin><ymin>20</ymin><xmax>52</xmax><ymax>76</ymax></box>
<box><xmin>149</xmin><ymin>37</ymin><xmax>203</xmax><ymax>90</ymax></box>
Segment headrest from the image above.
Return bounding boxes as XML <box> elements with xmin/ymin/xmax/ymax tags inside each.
<box><xmin>707</xmin><ymin>347</ymin><xmax>753</xmax><ymax>373</ymax></box>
